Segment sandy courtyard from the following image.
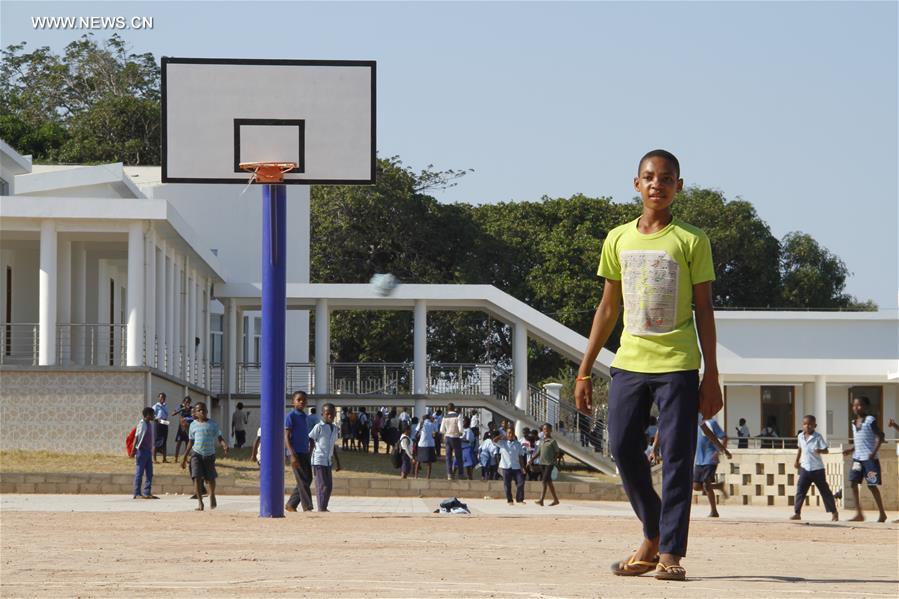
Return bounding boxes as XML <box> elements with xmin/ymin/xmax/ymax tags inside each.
<box><xmin>1</xmin><ymin>495</ymin><xmax>897</xmax><ymax>598</ymax></box>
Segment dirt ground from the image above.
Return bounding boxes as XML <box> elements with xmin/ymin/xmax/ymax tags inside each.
<box><xmin>2</xmin><ymin>497</ymin><xmax>897</xmax><ymax>598</ymax></box>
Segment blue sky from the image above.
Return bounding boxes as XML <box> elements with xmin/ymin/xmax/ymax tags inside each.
<box><xmin>3</xmin><ymin>1</ymin><xmax>897</xmax><ymax>308</ymax></box>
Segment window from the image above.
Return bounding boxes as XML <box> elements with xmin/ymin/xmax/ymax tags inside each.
<box><xmin>760</xmin><ymin>386</ymin><xmax>794</xmax><ymax>441</ymax></box>
<box><xmin>0</xmin><ymin>177</ymin><xmax>9</xmax><ymax>196</ymax></box>
<box><xmin>209</xmin><ymin>314</ymin><xmax>223</xmax><ymax>364</ymax></box>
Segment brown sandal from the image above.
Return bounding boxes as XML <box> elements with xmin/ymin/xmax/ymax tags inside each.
<box><xmin>610</xmin><ymin>554</ymin><xmax>659</xmax><ymax>576</ymax></box>
<box><xmin>654</xmin><ymin>561</ymin><xmax>687</xmax><ymax>581</ymax></box>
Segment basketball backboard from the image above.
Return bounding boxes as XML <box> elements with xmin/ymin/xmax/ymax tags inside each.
<box><xmin>161</xmin><ymin>58</ymin><xmax>376</xmax><ymax>185</ymax></box>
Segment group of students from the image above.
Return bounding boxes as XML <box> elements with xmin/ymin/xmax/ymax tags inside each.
<box><xmin>644</xmin><ymin>395</ymin><xmax>893</xmax><ymax>524</ymax></box>
<box><xmin>130</xmin><ymin>394</ymin><xmax>227</xmax><ymax>511</ymax></box>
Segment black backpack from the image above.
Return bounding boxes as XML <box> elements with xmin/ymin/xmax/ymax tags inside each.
<box><xmin>390</xmin><ymin>439</ymin><xmax>404</xmax><ymax>468</ymax></box>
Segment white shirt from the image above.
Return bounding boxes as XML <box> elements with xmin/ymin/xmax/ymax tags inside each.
<box><xmin>308</xmin><ymin>422</ymin><xmax>339</xmax><ymax>467</ymax></box>
<box><xmin>797</xmin><ymin>431</ymin><xmax>827</xmax><ymax>471</ymax></box>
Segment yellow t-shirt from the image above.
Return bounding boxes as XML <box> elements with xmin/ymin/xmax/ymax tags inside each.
<box><xmin>597</xmin><ymin>217</ymin><xmax>715</xmax><ymax>373</ymax></box>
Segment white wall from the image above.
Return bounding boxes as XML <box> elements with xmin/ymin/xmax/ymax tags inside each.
<box><xmin>725</xmin><ymin>385</ymin><xmax>759</xmax><ymax>436</ymax></box>
<box><xmin>827</xmin><ymin>384</ymin><xmax>852</xmax><ymax>440</ymax></box>
<box><xmin>718</xmin><ymin>316</ymin><xmax>895</xmax><ymax>360</ymax></box>
<box><xmin>28</xmin><ymin>183</ymin><xmax>126</xmax><ymax>199</ymax></box>
<box><xmin>144</xmin><ymin>182</ymin><xmax>311</xmax><ymax>362</ymax></box>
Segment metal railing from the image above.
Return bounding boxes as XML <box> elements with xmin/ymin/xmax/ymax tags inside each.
<box><xmin>55</xmin><ymin>323</ymin><xmax>127</xmax><ymax>366</ymax></box>
<box><xmin>0</xmin><ymin>323</ymin><xmax>39</xmax><ymax>365</ymax></box>
<box><xmin>235</xmin><ymin>362</ymin><xmax>497</xmax><ymax>395</ymax></box>
<box><xmin>555</xmin><ymin>399</ymin><xmax>610</xmax><ymax>457</ymax></box>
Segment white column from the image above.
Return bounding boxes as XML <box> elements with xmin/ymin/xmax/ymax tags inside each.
<box><xmin>543</xmin><ymin>382</ymin><xmax>562</xmax><ymax>430</ymax></box>
<box><xmin>182</xmin><ymin>256</ymin><xmax>190</xmax><ymax>379</ymax></box>
<box><xmin>314</xmin><ymin>299</ymin><xmax>330</xmax><ymax>395</ymax></box>
<box><xmin>155</xmin><ymin>240</ymin><xmax>166</xmax><ymax>370</ymax></box>
<box><xmin>188</xmin><ymin>269</ymin><xmax>197</xmax><ymax>382</ymax></box>
<box><xmin>716</xmin><ymin>374</ymin><xmax>726</xmax><ymax>426</ymax></box>
<box><xmin>125</xmin><ymin>222</ymin><xmax>144</xmax><ymax>367</ymax></box>
<box><xmin>204</xmin><ymin>279</ymin><xmax>211</xmax><ymax>387</ymax></box>
<box><xmin>814</xmin><ymin>375</ymin><xmax>828</xmax><ymax>439</ymax></box>
<box><xmin>172</xmin><ymin>256</ymin><xmax>181</xmax><ymax>375</ymax></box>
<box><xmin>165</xmin><ymin>249</ymin><xmax>175</xmax><ymax>374</ymax></box>
<box><xmin>71</xmin><ymin>242</ymin><xmax>86</xmax><ymax>363</ymax></box>
<box><xmin>226</xmin><ymin>299</ymin><xmax>237</xmax><ymax>393</ymax></box>
<box><xmin>413</xmin><ymin>299</ymin><xmax>428</xmax><ymax>419</ymax></box>
<box><xmin>513</xmin><ymin>319</ymin><xmax>528</xmax><ymax>437</ymax></box>
<box><xmin>57</xmin><ymin>238</ymin><xmax>71</xmax><ymax>363</ymax></box>
<box><xmin>145</xmin><ymin>231</ymin><xmax>156</xmax><ymax>367</ymax></box>
<box><xmin>236</xmin><ymin>309</ymin><xmax>244</xmax><ymax>365</ymax></box>
<box><xmin>38</xmin><ymin>220</ymin><xmax>57</xmax><ymax>365</ymax></box>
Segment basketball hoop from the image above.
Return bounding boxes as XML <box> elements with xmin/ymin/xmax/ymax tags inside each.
<box><xmin>239</xmin><ymin>161</ymin><xmax>299</xmax><ymax>184</ymax></box>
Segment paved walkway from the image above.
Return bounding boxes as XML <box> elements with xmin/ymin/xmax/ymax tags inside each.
<box><xmin>3</xmin><ymin>493</ymin><xmax>896</xmax><ymax>527</ymax></box>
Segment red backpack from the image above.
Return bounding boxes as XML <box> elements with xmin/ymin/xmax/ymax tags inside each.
<box><xmin>125</xmin><ymin>427</ymin><xmax>136</xmax><ymax>456</ymax></box>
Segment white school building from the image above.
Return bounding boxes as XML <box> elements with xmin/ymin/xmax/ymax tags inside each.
<box><xmin>1</xmin><ymin>140</ymin><xmax>897</xmax><ymax>463</ymax></box>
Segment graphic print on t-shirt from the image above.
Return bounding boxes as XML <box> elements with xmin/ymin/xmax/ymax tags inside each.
<box><xmin>621</xmin><ymin>250</ymin><xmax>679</xmax><ymax>335</ymax></box>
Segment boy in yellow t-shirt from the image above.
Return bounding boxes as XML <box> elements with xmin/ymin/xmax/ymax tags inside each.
<box><xmin>575</xmin><ymin>149</ymin><xmax>722</xmax><ymax>582</ymax></box>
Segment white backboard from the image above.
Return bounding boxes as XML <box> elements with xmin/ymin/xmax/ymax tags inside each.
<box><xmin>162</xmin><ymin>58</ymin><xmax>376</xmax><ymax>185</ymax></box>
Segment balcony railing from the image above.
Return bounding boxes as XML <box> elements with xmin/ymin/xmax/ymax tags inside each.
<box><xmin>0</xmin><ymin>323</ymin><xmax>130</xmax><ymax>366</ymax></box>
<box><xmin>56</xmin><ymin>323</ymin><xmax>127</xmax><ymax>366</ymax></box>
<box><xmin>0</xmin><ymin>323</ymin><xmax>38</xmax><ymax>365</ymax></box>
<box><xmin>235</xmin><ymin>362</ymin><xmax>496</xmax><ymax>396</ymax></box>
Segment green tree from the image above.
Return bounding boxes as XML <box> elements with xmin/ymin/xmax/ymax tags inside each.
<box><xmin>0</xmin><ymin>34</ymin><xmax>159</xmax><ymax>164</ymax></box>
<box><xmin>669</xmin><ymin>187</ymin><xmax>782</xmax><ymax>307</ymax></box>
<box><xmin>779</xmin><ymin>231</ymin><xmax>859</xmax><ymax>309</ymax></box>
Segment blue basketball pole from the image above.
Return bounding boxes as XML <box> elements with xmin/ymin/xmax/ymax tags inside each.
<box><xmin>259</xmin><ymin>183</ymin><xmax>287</xmax><ymax>517</ymax></box>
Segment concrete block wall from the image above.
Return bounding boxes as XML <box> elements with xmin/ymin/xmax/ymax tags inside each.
<box><xmin>0</xmin><ymin>472</ymin><xmax>629</xmax><ymax>502</ymax></box>
<box><xmin>692</xmin><ymin>447</ymin><xmax>898</xmax><ymax>511</ymax></box>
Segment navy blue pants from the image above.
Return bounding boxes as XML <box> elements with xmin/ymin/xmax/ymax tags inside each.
<box><xmin>133</xmin><ymin>447</ymin><xmax>153</xmax><ymax>497</ymax></box>
<box><xmin>608</xmin><ymin>367</ymin><xmax>699</xmax><ymax>557</ymax></box>
<box><xmin>502</xmin><ymin>468</ymin><xmax>525</xmax><ymax>502</ymax></box>
<box><xmin>795</xmin><ymin>467</ymin><xmax>837</xmax><ymax>514</ymax></box>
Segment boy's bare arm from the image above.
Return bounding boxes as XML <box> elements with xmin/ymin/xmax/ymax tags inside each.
<box><xmin>694</xmin><ymin>281</ymin><xmax>722</xmax><ymax>418</ymax></box>
<box><xmin>180</xmin><ymin>440</ymin><xmax>194</xmax><ymax>468</ymax></box>
<box><xmin>285</xmin><ymin>429</ymin><xmax>298</xmax><ymax>466</ymax></box>
<box><xmin>700</xmin><ymin>423</ymin><xmax>731</xmax><ymax>459</ymax></box>
<box><xmin>575</xmin><ymin>279</ymin><xmax>622</xmax><ymax>415</ymax></box>
<box><xmin>870</xmin><ymin>422</ymin><xmax>884</xmax><ymax>459</ymax></box>
<box><xmin>333</xmin><ymin>446</ymin><xmax>341</xmax><ymax>471</ymax></box>
<box><xmin>794</xmin><ymin>448</ymin><xmax>802</xmax><ymax>469</ymax></box>
<box><xmin>218</xmin><ymin>435</ymin><xmax>229</xmax><ymax>454</ymax></box>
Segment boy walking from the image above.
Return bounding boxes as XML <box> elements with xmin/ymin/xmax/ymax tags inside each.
<box><xmin>129</xmin><ymin>407</ymin><xmax>158</xmax><ymax>499</ymax></box>
<box><xmin>842</xmin><ymin>396</ymin><xmax>887</xmax><ymax>522</ymax></box>
<box><xmin>533</xmin><ymin>423</ymin><xmax>561</xmax><ymax>506</ymax></box>
<box><xmin>693</xmin><ymin>418</ymin><xmax>731</xmax><ymax>518</ymax></box>
<box><xmin>576</xmin><ymin>150</ymin><xmax>721</xmax><ymax>581</ymax></box>
<box><xmin>791</xmin><ymin>415</ymin><xmax>837</xmax><ymax>521</ymax></box>
<box><xmin>180</xmin><ymin>402</ymin><xmax>228</xmax><ymax>510</ymax></box>
<box><xmin>308</xmin><ymin>403</ymin><xmax>342</xmax><ymax>512</ymax></box>
<box><xmin>285</xmin><ymin>391</ymin><xmax>314</xmax><ymax>513</ymax></box>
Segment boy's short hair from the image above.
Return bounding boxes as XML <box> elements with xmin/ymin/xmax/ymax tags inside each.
<box><xmin>236</xmin><ymin>402</ymin><xmax>244</xmax><ymax>409</ymax></box>
<box><xmin>142</xmin><ymin>407</ymin><xmax>155</xmax><ymax>418</ymax></box>
<box><xmin>292</xmin><ymin>390</ymin><xmax>307</xmax><ymax>401</ymax></box>
<box><xmin>194</xmin><ymin>402</ymin><xmax>207</xmax><ymax>413</ymax></box>
<box><xmin>542</xmin><ymin>422</ymin><xmax>553</xmax><ymax>431</ymax></box>
<box><xmin>157</xmin><ymin>392</ymin><xmax>166</xmax><ymax>400</ymax></box>
<box><xmin>638</xmin><ymin>149</ymin><xmax>680</xmax><ymax>179</ymax></box>
<box><xmin>803</xmin><ymin>414</ymin><xmax>816</xmax><ymax>423</ymax></box>
<box><xmin>322</xmin><ymin>402</ymin><xmax>335</xmax><ymax>413</ymax></box>
<box><xmin>854</xmin><ymin>396</ymin><xmax>870</xmax><ymax>406</ymax></box>
<box><xmin>739</xmin><ymin>418</ymin><xmax>746</xmax><ymax>425</ymax></box>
